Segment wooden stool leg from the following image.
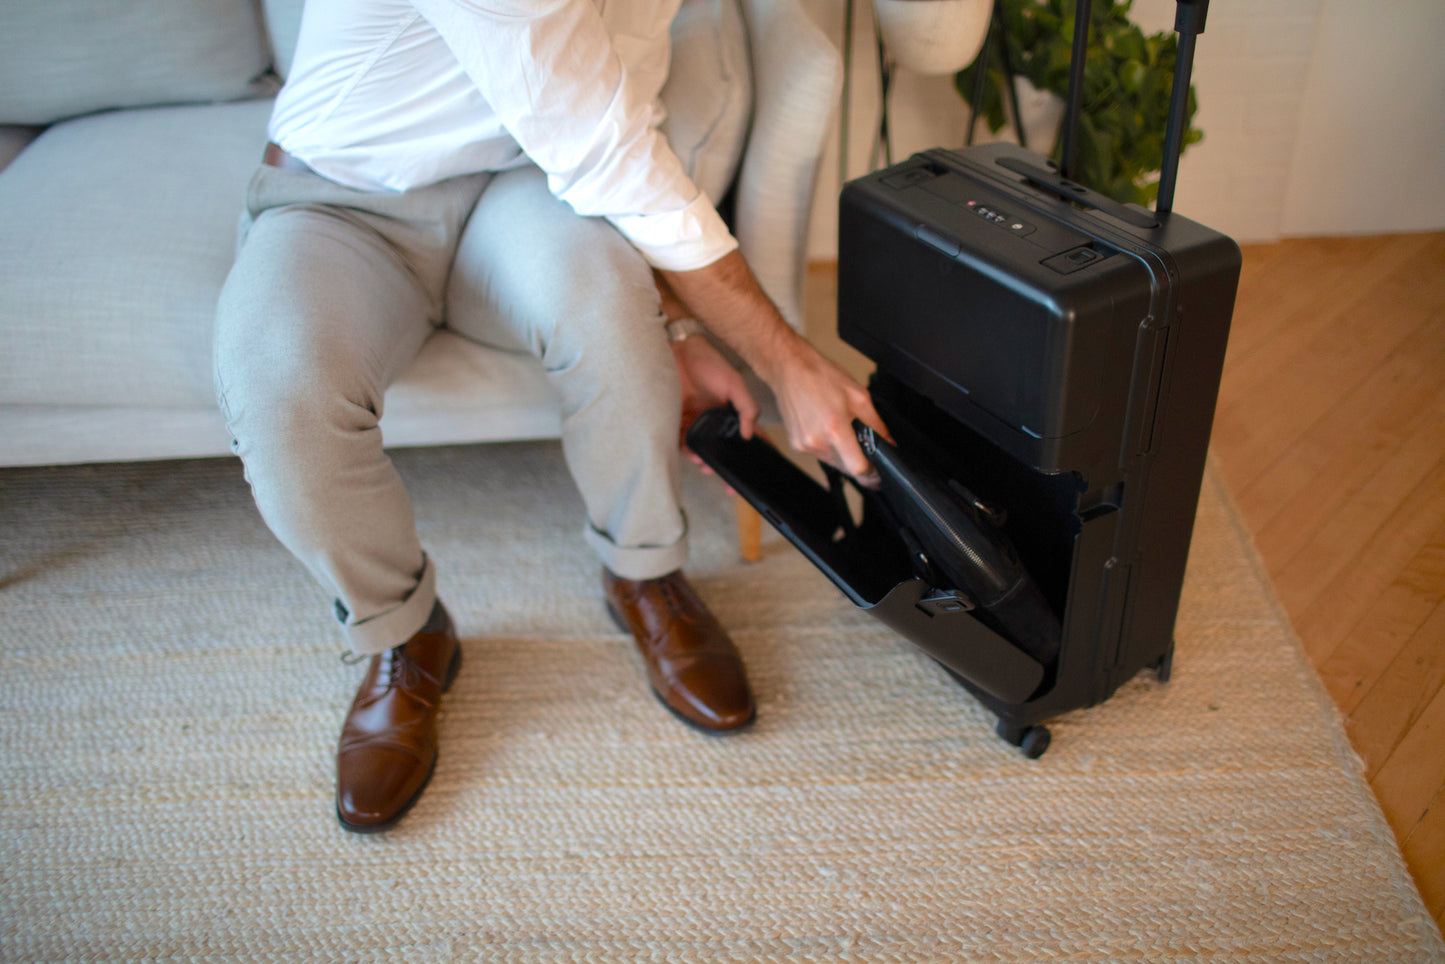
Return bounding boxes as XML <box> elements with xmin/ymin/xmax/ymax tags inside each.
<box><xmin>734</xmin><ymin>493</ymin><xmax>762</xmax><ymax>563</ymax></box>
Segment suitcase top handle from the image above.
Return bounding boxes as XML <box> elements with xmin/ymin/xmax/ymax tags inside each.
<box><xmin>1058</xmin><ymin>0</ymin><xmax>1210</xmax><ymax>215</ymax></box>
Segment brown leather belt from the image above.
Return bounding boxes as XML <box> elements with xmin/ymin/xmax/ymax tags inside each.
<box><xmin>262</xmin><ymin>141</ymin><xmax>313</xmax><ymax>174</ymax></box>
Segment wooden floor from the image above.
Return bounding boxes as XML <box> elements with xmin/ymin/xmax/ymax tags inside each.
<box><xmin>804</xmin><ymin>232</ymin><xmax>1445</xmax><ymax>930</ymax></box>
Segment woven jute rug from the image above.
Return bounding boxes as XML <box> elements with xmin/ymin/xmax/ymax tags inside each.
<box><xmin>2</xmin><ymin>442</ymin><xmax>1441</xmax><ymax>962</ymax></box>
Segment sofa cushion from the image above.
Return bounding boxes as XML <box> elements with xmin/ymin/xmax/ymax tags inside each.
<box><xmin>660</xmin><ymin>0</ymin><xmax>753</xmax><ymax>204</ymax></box>
<box><xmin>260</xmin><ymin>0</ymin><xmax>307</xmax><ymax>81</ymax></box>
<box><xmin>0</xmin><ymin>100</ymin><xmax>274</xmax><ymax>409</ymax></box>
<box><xmin>0</xmin><ymin>0</ymin><xmax>273</xmax><ymax>125</ymax></box>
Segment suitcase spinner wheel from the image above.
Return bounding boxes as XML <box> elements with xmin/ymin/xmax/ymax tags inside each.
<box><xmin>996</xmin><ymin>721</ymin><xmax>1051</xmax><ymax>759</ymax></box>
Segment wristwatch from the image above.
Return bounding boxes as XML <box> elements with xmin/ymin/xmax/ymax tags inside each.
<box><xmin>665</xmin><ymin>317</ymin><xmax>705</xmax><ymax>343</ymax></box>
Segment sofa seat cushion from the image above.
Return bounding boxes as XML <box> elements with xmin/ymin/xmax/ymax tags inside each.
<box><xmin>0</xmin><ymin>100</ymin><xmax>275</xmax><ymax>411</ymax></box>
<box><xmin>0</xmin><ymin>98</ymin><xmax>561</xmax><ymax>443</ymax></box>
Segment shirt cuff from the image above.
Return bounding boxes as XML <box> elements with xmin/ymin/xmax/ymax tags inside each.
<box><xmin>608</xmin><ymin>194</ymin><xmax>739</xmax><ymax>271</ymax></box>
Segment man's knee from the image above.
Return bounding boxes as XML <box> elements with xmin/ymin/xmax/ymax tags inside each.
<box><xmin>549</xmin><ymin>300</ymin><xmax>678</xmax><ymax>429</ymax></box>
<box><xmin>451</xmin><ymin>167</ymin><xmax>661</xmax><ymax>362</ymax></box>
<box><xmin>543</xmin><ymin>239</ymin><xmax>666</xmax><ymax>360</ymax></box>
<box><xmin>215</xmin><ymin>305</ymin><xmax>381</xmax><ymax>454</ymax></box>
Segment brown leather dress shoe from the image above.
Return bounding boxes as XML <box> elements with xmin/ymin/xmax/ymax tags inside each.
<box><xmin>603</xmin><ymin>568</ymin><xmax>755</xmax><ymax>733</ymax></box>
<box><xmin>336</xmin><ymin>601</ymin><xmax>461</xmax><ymax>833</ymax></box>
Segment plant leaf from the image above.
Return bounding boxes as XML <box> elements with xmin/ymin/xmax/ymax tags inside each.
<box><xmin>954</xmin><ymin>0</ymin><xmax>1204</xmax><ymax>205</ymax></box>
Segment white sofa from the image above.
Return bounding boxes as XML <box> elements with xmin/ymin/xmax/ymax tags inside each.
<box><xmin>0</xmin><ymin>0</ymin><xmax>840</xmax><ymax>468</ymax></box>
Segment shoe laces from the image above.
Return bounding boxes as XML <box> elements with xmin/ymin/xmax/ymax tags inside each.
<box><xmin>341</xmin><ymin>646</ymin><xmax>439</xmax><ymax>704</ymax></box>
<box><xmin>658</xmin><ymin>577</ymin><xmax>702</xmax><ymax>624</ymax></box>
<box><xmin>387</xmin><ymin>646</ymin><xmax>439</xmax><ymax>693</ymax></box>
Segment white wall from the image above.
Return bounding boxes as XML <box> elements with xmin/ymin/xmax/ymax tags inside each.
<box><xmin>1129</xmin><ymin>0</ymin><xmax>1321</xmax><ymax>241</ymax></box>
<box><xmin>800</xmin><ymin>0</ymin><xmax>1445</xmax><ymax>259</ymax></box>
<box><xmin>1279</xmin><ymin>0</ymin><xmax>1445</xmax><ymax>236</ymax></box>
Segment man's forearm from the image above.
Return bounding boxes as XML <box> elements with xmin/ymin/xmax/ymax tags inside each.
<box><xmin>656</xmin><ymin>250</ymin><xmax>810</xmax><ymax>386</ymax></box>
<box><xmin>659</xmin><ymin>250</ymin><xmax>887</xmax><ymax>482</ymax></box>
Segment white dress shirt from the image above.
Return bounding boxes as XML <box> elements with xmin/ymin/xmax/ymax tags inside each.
<box><xmin>268</xmin><ymin>0</ymin><xmax>737</xmax><ymax>271</ymax></box>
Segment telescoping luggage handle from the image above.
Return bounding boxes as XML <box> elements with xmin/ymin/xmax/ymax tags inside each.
<box><xmin>1029</xmin><ymin>0</ymin><xmax>1210</xmax><ymax>217</ymax></box>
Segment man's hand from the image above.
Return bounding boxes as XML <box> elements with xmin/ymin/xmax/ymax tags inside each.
<box><xmin>658</xmin><ymin>251</ymin><xmax>888</xmax><ymax>487</ymax></box>
<box><xmin>766</xmin><ymin>339</ymin><xmax>884</xmax><ymax>487</ymax></box>
<box><xmin>656</xmin><ymin>269</ymin><xmax>759</xmax><ymax>464</ymax></box>
<box><xmin>672</xmin><ymin>333</ymin><xmax>760</xmax><ymax>448</ymax></box>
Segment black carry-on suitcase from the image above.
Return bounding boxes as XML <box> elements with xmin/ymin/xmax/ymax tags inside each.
<box><xmin>687</xmin><ymin>0</ymin><xmax>1240</xmax><ymax>757</ymax></box>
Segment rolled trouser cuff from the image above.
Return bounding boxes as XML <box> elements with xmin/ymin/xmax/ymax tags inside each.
<box><xmin>586</xmin><ymin>519</ymin><xmax>690</xmax><ymax>582</ymax></box>
<box><xmin>339</xmin><ymin>554</ymin><xmax>439</xmax><ymax>655</ymax></box>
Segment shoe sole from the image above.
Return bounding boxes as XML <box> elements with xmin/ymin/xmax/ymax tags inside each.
<box><xmin>336</xmin><ymin>642</ymin><xmax>463</xmax><ymax>834</ymax></box>
<box><xmin>605</xmin><ymin>602</ymin><xmax>756</xmax><ymax>736</ymax></box>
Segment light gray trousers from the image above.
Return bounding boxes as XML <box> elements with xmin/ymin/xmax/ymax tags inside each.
<box><xmin>214</xmin><ymin>163</ymin><xmax>686</xmax><ymax>654</ymax></box>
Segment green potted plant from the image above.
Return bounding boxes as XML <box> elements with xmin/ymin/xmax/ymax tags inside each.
<box><xmin>956</xmin><ymin>0</ymin><xmax>1201</xmax><ymax>207</ymax></box>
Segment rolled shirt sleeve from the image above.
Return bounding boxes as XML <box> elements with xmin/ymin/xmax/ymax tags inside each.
<box><xmin>411</xmin><ymin>0</ymin><xmax>738</xmax><ymax>270</ymax></box>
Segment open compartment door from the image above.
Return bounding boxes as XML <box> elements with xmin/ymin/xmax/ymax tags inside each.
<box><xmin>686</xmin><ymin>406</ymin><xmax>1045</xmax><ymax>705</ymax></box>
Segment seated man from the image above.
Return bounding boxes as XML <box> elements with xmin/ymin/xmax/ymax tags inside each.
<box><xmin>214</xmin><ymin>0</ymin><xmax>884</xmax><ymax>833</ymax></box>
